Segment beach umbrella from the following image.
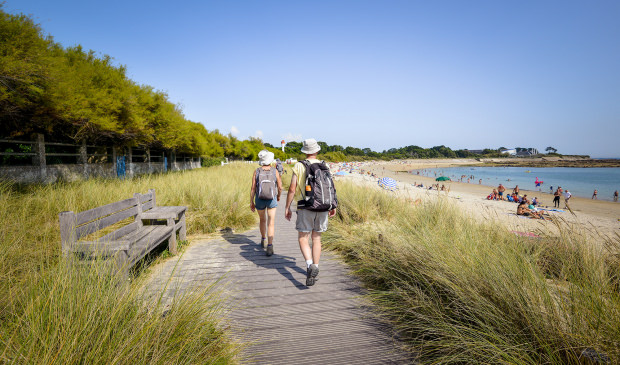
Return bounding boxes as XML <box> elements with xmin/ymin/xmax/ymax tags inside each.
<box><xmin>335</xmin><ymin>171</ymin><xmax>350</xmax><ymax>176</ymax></box>
<box><xmin>378</xmin><ymin>177</ymin><xmax>398</xmax><ymax>191</ymax></box>
<box><xmin>436</xmin><ymin>176</ymin><xmax>451</xmax><ymax>181</ymax></box>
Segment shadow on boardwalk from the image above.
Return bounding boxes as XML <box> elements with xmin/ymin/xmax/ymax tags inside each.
<box><xmin>223</xmin><ymin>232</ymin><xmax>309</xmax><ymax>290</ymax></box>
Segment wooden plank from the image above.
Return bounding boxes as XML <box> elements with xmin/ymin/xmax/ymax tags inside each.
<box><xmin>141</xmin><ymin>206</ymin><xmax>186</xmax><ymax>219</ymax></box>
<box><xmin>97</xmin><ymin>221</ymin><xmax>139</xmax><ymax>242</ymax></box>
<box><xmin>0</xmin><ymin>152</ymin><xmax>36</xmax><ymax>156</ymax></box>
<box><xmin>73</xmin><ymin>240</ymin><xmax>130</xmax><ymax>255</ymax></box>
<box><xmin>76</xmin><ymin>197</ymin><xmax>137</xmax><ymax>225</ymax></box>
<box><xmin>59</xmin><ymin>211</ymin><xmax>77</xmax><ymax>255</ymax></box>
<box><xmin>141</xmin><ymin>200</ymin><xmax>154</xmax><ymax>211</ymax></box>
<box><xmin>127</xmin><ymin>226</ymin><xmax>173</xmax><ymax>265</ymax></box>
<box><xmin>75</xmin><ymin>206</ymin><xmax>139</xmax><ymax>239</ymax></box>
<box><xmin>137</xmin><ymin>192</ymin><xmax>153</xmax><ymax>203</ymax></box>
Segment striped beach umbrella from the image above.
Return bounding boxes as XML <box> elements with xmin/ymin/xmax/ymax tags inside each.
<box><xmin>378</xmin><ymin>177</ymin><xmax>398</xmax><ymax>191</ymax></box>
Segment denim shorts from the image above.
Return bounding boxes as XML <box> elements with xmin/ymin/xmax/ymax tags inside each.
<box><xmin>255</xmin><ymin>197</ymin><xmax>277</xmax><ymax>210</ymax></box>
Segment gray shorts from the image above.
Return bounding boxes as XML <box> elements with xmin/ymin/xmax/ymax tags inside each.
<box><xmin>295</xmin><ymin>209</ymin><xmax>329</xmax><ymax>233</ymax></box>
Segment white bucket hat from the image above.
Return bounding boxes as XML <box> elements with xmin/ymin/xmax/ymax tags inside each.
<box><xmin>301</xmin><ymin>138</ymin><xmax>321</xmax><ymax>154</ymax></box>
<box><xmin>258</xmin><ymin>150</ymin><xmax>275</xmax><ymax>166</ymax></box>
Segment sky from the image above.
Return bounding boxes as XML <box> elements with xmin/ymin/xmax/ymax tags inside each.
<box><xmin>5</xmin><ymin>0</ymin><xmax>620</xmax><ymax>157</ymax></box>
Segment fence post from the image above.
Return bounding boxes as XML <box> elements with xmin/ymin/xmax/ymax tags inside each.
<box><xmin>146</xmin><ymin>148</ymin><xmax>151</xmax><ymax>173</ymax></box>
<box><xmin>112</xmin><ymin>146</ymin><xmax>117</xmax><ymax>177</ymax></box>
<box><xmin>126</xmin><ymin>147</ymin><xmax>133</xmax><ymax>178</ymax></box>
<box><xmin>33</xmin><ymin>133</ymin><xmax>47</xmax><ymax>182</ymax></box>
<box><xmin>79</xmin><ymin>140</ymin><xmax>88</xmax><ymax>178</ymax></box>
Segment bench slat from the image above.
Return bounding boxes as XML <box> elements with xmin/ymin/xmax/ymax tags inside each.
<box><xmin>76</xmin><ymin>198</ymin><xmax>137</xmax><ymax>226</ymax></box>
<box><xmin>97</xmin><ymin>221</ymin><xmax>140</xmax><ymax>243</ymax></box>
<box><xmin>141</xmin><ymin>200</ymin><xmax>154</xmax><ymax>211</ymax></box>
<box><xmin>73</xmin><ymin>240</ymin><xmax>130</xmax><ymax>255</ymax></box>
<box><xmin>128</xmin><ymin>225</ymin><xmax>173</xmax><ymax>265</ymax></box>
<box><xmin>76</xmin><ymin>206</ymin><xmax>139</xmax><ymax>240</ymax></box>
<box><xmin>138</xmin><ymin>192</ymin><xmax>153</xmax><ymax>204</ymax></box>
<box><xmin>141</xmin><ymin>206</ymin><xmax>187</xmax><ymax>219</ymax></box>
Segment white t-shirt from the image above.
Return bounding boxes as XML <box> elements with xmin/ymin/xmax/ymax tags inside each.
<box><xmin>564</xmin><ymin>191</ymin><xmax>572</xmax><ymax>199</ymax></box>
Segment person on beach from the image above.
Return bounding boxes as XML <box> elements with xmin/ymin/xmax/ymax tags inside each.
<box><xmin>615</xmin><ymin>190</ymin><xmax>619</xmax><ymax>202</ymax></box>
<box><xmin>497</xmin><ymin>184</ymin><xmax>505</xmax><ymax>200</ymax></box>
<box><xmin>513</xmin><ymin>185</ymin><xmax>519</xmax><ymax>196</ymax></box>
<box><xmin>592</xmin><ymin>189</ymin><xmax>598</xmax><ymax>199</ymax></box>
<box><xmin>564</xmin><ymin>189</ymin><xmax>572</xmax><ymax>209</ymax></box>
<box><xmin>517</xmin><ymin>201</ymin><xmax>542</xmax><ymax>219</ymax></box>
<box><xmin>250</xmin><ymin>150</ymin><xmax>282</xmax><ymax>256</ymax></box>
<box><xmin>553</xmin><ymin>188</ymin><xmax>561</xmax><ymax>208</ymax></box>
<box><xmin>285</xmin><ymin>139</ymin><xmax>337</xmax><ymax>287</ymax></box>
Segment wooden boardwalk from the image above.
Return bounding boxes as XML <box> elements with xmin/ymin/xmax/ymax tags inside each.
<box><xmin>146</xmin><ymin>198</ymin><xmax>411</xmax><ymax>364</ymax></box>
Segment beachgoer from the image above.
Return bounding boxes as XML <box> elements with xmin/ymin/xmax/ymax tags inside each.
<box><xmin>532</xmin><ymin>197</ymin><xmax>538</xmax><ymax>206</ymax></box>
<box><xmin>553</xmin><ymin>188</ymin><xmax>561</xmax><ymax>208</ymax></box>
<box><xmin>285</xmin><ymin>139</ymin><xmax>337</xmax><ymax>286</ymax></box>
<box><xmin>517</xmin><ymin>201</ymin><xmax>542</xmax><ymax>219</ymax></box>
<box><xmin>479</xmin><ymin>179</ymin><xmax>482</xmax><ymax>184</ymax></box>
<box><xmin>513</xmin><ymin>185</ymin><xmax>519</xmax><ymax>196</ymax></box>
<box><xmin>592</xmin><ymin>189</ymin><xmax>597</xmax><ymax>200</ymax></box>
<box><xmin>492</xmin><ymin>188</ymin><xmax>498</xmax><ymax>200</ymax></box>
<box><xmin>497</xmin><ymin>184</ymin><xmax>505</xmax><ymax>200</ymax></box>
<box><xmin>251</xmin><ymin>150</ymin><xmax>283</xmax><ymax>256</ymax></box>
<box><xmin>615</xmin><ymin>190</ymin><xmax>619</xmax><ymax>202</ymax></box>
<box><xmin>564</xmin><ymin>189</ymin><xmax>572</xmax><ymax>209</ymax></box>
<box><xmin>550</xmin><ymin>186</ymin><xmax>553</xmax><ymax>193</ymax></box>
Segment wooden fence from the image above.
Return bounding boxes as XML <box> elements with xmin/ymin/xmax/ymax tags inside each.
<box><xmin>0</xmin><ymin>134</ymin><xmax>201</xmax><ymax>183</ymax></box>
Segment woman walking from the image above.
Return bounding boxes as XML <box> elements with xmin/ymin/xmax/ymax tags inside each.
<box><xmin>250</xmin><ymin>150</ymin><xmax>282</xmax><ymax>256</ymax></box>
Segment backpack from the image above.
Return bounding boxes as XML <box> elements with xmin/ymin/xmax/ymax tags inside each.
<box><xmin>297</xmin><ymin>160</ymin><xmax>338</xmax><ymax>212</ymax></box>
<box><xmin>255</xmin><ymin>167</ymin><xmax>277</xmax><ymax>200</ymax></box>
<box><xmin>275</xmin><ymin>160</ymin><xmax>283</xmax><ymax>174</ymax></box>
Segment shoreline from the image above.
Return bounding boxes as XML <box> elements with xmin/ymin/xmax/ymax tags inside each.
<box><xmin>330</xmin><ymin>159</ymin><xmax>620</xmax><ymax>237</ymax></box>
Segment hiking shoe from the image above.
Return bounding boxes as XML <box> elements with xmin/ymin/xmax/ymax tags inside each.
<box><xmin>306</xmin><ymin>264</ymin><xmax>319</xmax><ymax>286</ymax></box>
<box><xmin>266</xmin><ymin>244</ymin><xmax>274</xmax><ymax>256</ymax></box>
<box><xmin>261</xmin><ymin>237</ymin><xmax>266</xmax><ymax>248</ymax></box>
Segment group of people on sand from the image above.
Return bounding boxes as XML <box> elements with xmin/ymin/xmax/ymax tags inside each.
<box><xmin>249</xmin><ymin>139</ymin><xmax>337</xmax><ymax>287</ymax></box>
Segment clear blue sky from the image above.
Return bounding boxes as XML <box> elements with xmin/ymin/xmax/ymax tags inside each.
<box><xmin>6</xmin><ymin>0</ymin><xmax>620</xmax><ymax>157</ymax></box>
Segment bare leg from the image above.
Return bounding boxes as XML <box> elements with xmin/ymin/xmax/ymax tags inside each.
<box><xmin>298</xmin><ymin>232</ymin><xmax>312</xmax><ymax>261</ymax></box>
<box><xmin>266</xmin><ymin>207</ymin><xmax>277</xmax><ymax>244</ymax></box>
<box><xmin>311</xmin><ymin>231</ymin><xmax>322</xmax><ymax>265</ymax></box>
<box><xmin>257</xmin><ymin>209</ymin><xmax>267</xmax><ymax>239</ymax></box>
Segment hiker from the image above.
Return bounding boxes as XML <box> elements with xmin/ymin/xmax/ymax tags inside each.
<box><xmin>285</xmin><ymin>138</ymin><xmax>337</xmax><ymax>286</ymax></box>
<box><xmin>275</xmin><ymin>158</ymin><xmax>285</xmax><ymax>175</ymax></box>
<box><xmin>250</xmin><ymin>150</ymin><xmax>282</xmax><ymax>256</ymax></box>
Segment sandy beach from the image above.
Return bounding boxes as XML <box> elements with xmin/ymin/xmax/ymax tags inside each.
<box><xmin>331</xmin><ymin>159</ymin><xmax>620</xmax><ymax>238</ymax></box>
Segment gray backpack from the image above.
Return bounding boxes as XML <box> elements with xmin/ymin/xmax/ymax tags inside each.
<box><xmin>255</xmin><ymin>167</ymin><xmax>277</xmax><ymax>200</ymax></box>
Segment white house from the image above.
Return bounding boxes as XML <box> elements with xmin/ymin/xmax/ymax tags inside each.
<box><xmin>500</xmin><ymin>148</ymin><xmax>517</xmax><ymax>156</ymax></box>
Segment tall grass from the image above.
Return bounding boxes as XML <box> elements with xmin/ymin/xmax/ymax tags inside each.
<box><xmin>0</xmin><ymin>163</ymin><xmax>257</xmax><ymax>363</ymax></box>
<box><xmin>325</xmin><ymin>182</ymin><xmax>620</xmax><ymax>364</ymax></box>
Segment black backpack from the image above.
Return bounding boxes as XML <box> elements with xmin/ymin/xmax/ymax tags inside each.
<box><xmin>297</xmin><ymin>160</ymin><xmax>338</xmax><ymax>212</ymax></box>
<box><xmin>255</xmin><ymin>167</ymin><xmax>277</xmax><ymax>200</ymax></box>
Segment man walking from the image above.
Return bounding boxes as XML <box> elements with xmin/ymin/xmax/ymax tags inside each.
<box><xmin>285</xmin><ymin>139</ymin><xmax>337</xmax><ymax>286</ymax></box>
<box><xmin>564</xmin><ymin>189</ymin><xmax>572</xmax><ymax>209</ymax></box>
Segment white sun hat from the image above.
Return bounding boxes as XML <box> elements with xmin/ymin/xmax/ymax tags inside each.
<box><xmin>258</xmin><ymin>150</ymin><xmax>275</xmax><ymax>166</ymax></box>
<box><xmin>301</xmin><ymin>138</ymin><xmax>321</xmax><ymax>154</ymax></box>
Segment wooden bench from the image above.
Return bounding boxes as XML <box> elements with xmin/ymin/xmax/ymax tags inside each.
<box><xmin>59</xmin><ymin>189</ymin><xmax>187</xmax><ymax>275</ymax></box>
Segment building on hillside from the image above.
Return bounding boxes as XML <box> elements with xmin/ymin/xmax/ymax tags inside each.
<box><xmin>516</xmin><ymin>148</ymin><xmax>539</xmax><ymax>157</ymax></box>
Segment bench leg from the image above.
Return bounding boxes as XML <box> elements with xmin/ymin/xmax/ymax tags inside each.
<box><xmin>113</xmin><ymin>251</ymin><xmax>130</xmax><ymax>283</ymax></box>
<box><xmin>167</xmin><ymin>218</ymin><xmax>178</xmax><ymax>255</ymax></box>
<box><xmin>179</xmin><ymin>212</ymin><xmax>187</xmax><ymax>241</ymax></box>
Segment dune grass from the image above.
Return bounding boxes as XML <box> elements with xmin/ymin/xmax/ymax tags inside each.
<box><xmin>324</xmin><ymin>182</ymin><xmax>620</xmax><ymax>364</ymax></box>
<box><xmin>0</xmin><ymin>163</ymin><xmax>258</xmax><ymax>364</ymax></box>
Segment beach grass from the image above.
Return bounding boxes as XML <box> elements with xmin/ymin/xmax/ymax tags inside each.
<box><xmin>324</xmin><ymin>181</ymin><xmax>620</xmax><ymax>364</ymax></box>
<box><xmin>0</xmin><ymin>163</ymin><xmax>257</xmax><ymax>363</ymax></box>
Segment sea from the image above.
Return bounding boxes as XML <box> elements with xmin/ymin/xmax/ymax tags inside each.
<box><xmin>412</xmin><ymin>167</ymin><xmax>620</xmax><ymax>201</ymax></box>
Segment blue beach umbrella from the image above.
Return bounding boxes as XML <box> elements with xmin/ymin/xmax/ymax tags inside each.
<box><xmin>378</xmin><ymin>177</ymin><xmax>398</xmax><ymax>191</ymax></box>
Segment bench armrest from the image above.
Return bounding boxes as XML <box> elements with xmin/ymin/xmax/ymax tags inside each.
<box><xmin>141</xmin><ymin>206</ymin><xmax>187</xmax><ymax>220</ymax></box>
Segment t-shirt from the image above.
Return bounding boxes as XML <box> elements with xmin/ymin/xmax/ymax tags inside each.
<box><xmin>564</xmin><ymin>191</ymin><xmax>572</xmax><ymax>199</ymax></box>
<box><xmin>292</xmin><ymin>158</ymin><xmax>321</xmax><ymax>202</ymax></box>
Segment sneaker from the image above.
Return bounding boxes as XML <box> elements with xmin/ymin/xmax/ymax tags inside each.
<box><xmin>306</xmin><ymin>264</ymin><xmax>319</xmax><ymax>286</ymax></box>
<box><xmin>266</xmin><ymin>244</ymin><xmax>274</xmax><ymax>256</ymax></box>
<box><xmin>261</xmin><ymin>237</ymin><xmax>266</xmax><ymax>248</ymax></box>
